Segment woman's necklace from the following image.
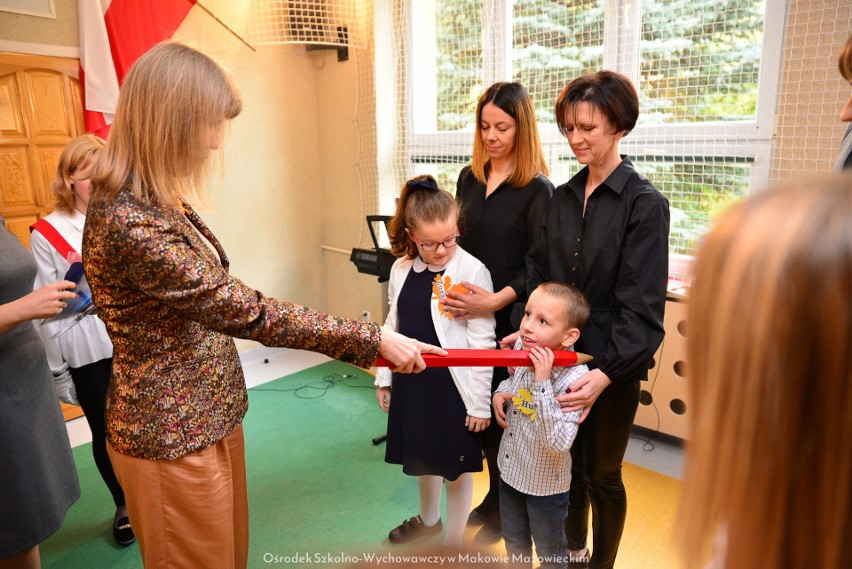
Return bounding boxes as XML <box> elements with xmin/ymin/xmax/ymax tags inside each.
<box><xmin>172</xmin><ymin>192</ymin><xmax>186</xmax><ymax>214</ymax></box>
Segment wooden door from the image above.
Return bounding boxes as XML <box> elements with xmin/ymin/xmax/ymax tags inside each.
<box><xmin>1</xmin><ymin>52</ymin><xmax>85</xmax><ymax>421</ymax></box>
<box><xmin>0</xmin><ymin>52</ymin><xmax>84</xmax><ymax>248</ymax></box>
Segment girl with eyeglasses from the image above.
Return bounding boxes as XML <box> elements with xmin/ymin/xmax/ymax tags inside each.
<box><xmin>376</xmin><ymin>174</ymin><xmax>496</xmax><ymax>549</ymax></box>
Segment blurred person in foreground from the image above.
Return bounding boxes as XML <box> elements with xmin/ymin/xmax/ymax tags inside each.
<box><xmin>678</xmin><ymin>173</ymin><xmax>852</xmax><ymax>569</ymax></box>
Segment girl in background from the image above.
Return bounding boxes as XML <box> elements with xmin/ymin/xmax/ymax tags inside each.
<box><xmin>30</xmin><ymin>134</ymin><xmax>134</xmax><ymax>546</ymax></box>
<box><xmin>443</xmin><ymin>82</ymin><xmax>553</xmax><ymax>543</ymax></box>
<box><xmin>376</xmin><ymin>175</ymin><xmax>495</xmax><ymax>549</ymax></box>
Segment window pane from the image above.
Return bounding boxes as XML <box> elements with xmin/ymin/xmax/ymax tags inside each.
<box><xmin>639</xmin><ymin>0</ymin><xmax>765</xmax><ymax>124</ymax></box>
<box><xmin>411</xmin><ymin>159</ymin><xmax>472</xmax><ymax>195</ymax></box>
<box><xmin>407</xmin><ymin>0</ymin><xmax>772</xmax><ymax>261</ymax></box>
<box><xmin>436</xmin><ymin>0</ymin><xmax>483</xmax><ymax>131</ymax></box>
<box><xmin>634</xmin><ymin>159</ymin><xmax>751</xmax><ymax>254</ymax></box>
<box><xmin>513</xmin><ymin>0</ymin><xmax>605</xmax><ymax>125</ymax></box>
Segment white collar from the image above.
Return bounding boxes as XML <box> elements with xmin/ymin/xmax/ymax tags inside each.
<box><xmin>68</xmin><ymin>209</ymin><xmax>86</xmax><ymax>231</ymax></box>
<box><xmin>412</xmin><ymin>255</ymin><xmax>450</xmax><ymax>273</ymax></box>
<box><xmin>52</xmin><ymin>208</ymin><xmax>86</xmax><ymax>232</ymax></box>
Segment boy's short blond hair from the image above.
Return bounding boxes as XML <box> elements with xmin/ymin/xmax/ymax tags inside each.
<box><xmin>535</xmin><ymin>282</ymin><xmax>590</xmax><ymax>329</ymax></box>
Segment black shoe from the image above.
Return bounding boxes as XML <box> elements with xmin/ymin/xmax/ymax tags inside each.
<box><xmin>467</xmin><ymin>504</ymin><xmax>489</xmax><ymax>526</ymax></box>
<box><xmin>388</xmin><ymin>515</ymin><xmax>442</xmax><ymax>544</ymax></box>
<box><xmin>473</xmin><ymin>521</ymin><xmax>502</xmax><ymax>544</ymax></box>
<box><xmin>113</xmin><ymin>515</ymin><xmax>136</xmax><ymax>546</ymax></box>
<box><xmin>567</xmin><ymin>547</ymin><xmax>590</xmax><ymax>568</ymax></box>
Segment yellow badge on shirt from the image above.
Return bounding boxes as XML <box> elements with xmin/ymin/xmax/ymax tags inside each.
<box><xmin>432</xmin><ymin>274</ymin><xmax>469</xmax><ymax>319</ymax></box>
<box><xmin>512</xmin><ymin>388</ymin><xmax>536</xmax><ymax>422</ymax></box>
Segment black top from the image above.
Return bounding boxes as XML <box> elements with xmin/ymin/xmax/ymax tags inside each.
<box><xmin>386</xmin><ymin>266</ymin><xmax>482</xmax><ymax>479</ymax></box>
<box><xmin>396</xmin><ymin>267</ymin><xmax>443</xmax><ymax>346</ymax></box>
<box><xmin>456</xmin><ymin>165</ymin><xmax>554</xmax><ymax>338</ymax></box>
<box><xmin>525</xmin><ymin>156</ymin><xmax>670</xmax><ymax>384</ymax></box>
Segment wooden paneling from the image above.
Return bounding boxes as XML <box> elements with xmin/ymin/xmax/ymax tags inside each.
<box><xmin>0</xmin><ymin>74</ymin><xmax>25</xmax><ymax>136</ymax></box>
<box><xmin>35</xmin><ymin>145</ymin><xmax>64</xmax><ymax>206</ymax></box>
<box><xmin>0</xmin><ymin>145</ymin><xmax>35</xmax><ymax>205</ymax></box>
<box><xmin>3</xmin><ymin>213</ymin><xmax>38</xmax><ymax>248</ymax></box>
<box><xmin>69</xmin><ymin>77</ymin><xmax>84</xmax><ymax>135</ymax></box>
<box><xmin>0</xmin><ymin>53</ymin><xmax>82</xmax><ymax>246</ymax></box>
<box><xmin>25</xmin><ymin>70</ymin><xmax>72</xmax><ymax>138</ymax></box>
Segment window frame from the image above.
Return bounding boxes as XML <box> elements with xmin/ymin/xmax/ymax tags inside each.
<box><xmin>399</xmin><ymin>0</ymin><xmax>787</xmax><ymax>206</ymax></box>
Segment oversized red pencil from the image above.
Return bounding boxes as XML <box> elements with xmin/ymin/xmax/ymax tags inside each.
<box><xmin>375</xmin><ymin>349</ymin><xmax>592</xmax><ymax>368</ymax></box>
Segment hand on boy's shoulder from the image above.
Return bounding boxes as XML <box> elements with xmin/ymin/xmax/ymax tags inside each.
<box><xmin>557</xmin><ymin>367</ymin><xmax>611</xmax><ymax>423</ymax></box>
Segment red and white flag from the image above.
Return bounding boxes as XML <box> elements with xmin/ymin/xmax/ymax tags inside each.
<box><xmin>79</xmin><ymin>0</ymin><xmax>197</xmax><ymax>138</ymax></box>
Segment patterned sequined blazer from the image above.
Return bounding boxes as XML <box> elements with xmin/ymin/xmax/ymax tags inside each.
<box><xmin>83</xmin><ymin>187</ymin><xmax>380</xmax><ymax>460</ymax></box>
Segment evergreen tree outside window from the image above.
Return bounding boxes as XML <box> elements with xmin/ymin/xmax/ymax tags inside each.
<box><xmin>402</xmin><ymin>0</ymin><xmax>783</xmax><ymax>262</ymax></box>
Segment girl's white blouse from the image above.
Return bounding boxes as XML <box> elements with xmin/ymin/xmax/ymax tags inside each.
<box><xmin>375</xmin><ymin>245</ymin><xmax>496</xmax><ymax>418</ymax></box>
<box><xmin>30</xmin><ymin>209</ymin><xmax>113</xmax><ymax>374</ymax></box>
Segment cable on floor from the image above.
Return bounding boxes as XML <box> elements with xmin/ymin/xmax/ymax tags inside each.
<box><xmin>251</xmin><ymin>372</ymin><xmax>374</xmax><ymax>399</ymax></box>
<box><xmin>630</xmin><ymin>337</ymin><xmax>666</xmax><ymax>452</ymax></box>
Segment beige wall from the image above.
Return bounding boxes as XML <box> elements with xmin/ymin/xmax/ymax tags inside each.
<box><xmin>0</xmin><ymin>0</ymin><xmax>78</xmax><ymax>48</ymax></box>
<box><xmin>172</xmin><ymin>5</ymin><xmax>380</xmax><ymax>352</ymax></box>
<box><xmin>315</xmin><ymin>40</ymin><xmax>387</xmax><ymax>328</ymax></box>
<box><xmin>0</xmin><ymin>2</ymin><xmax>380</xmax><ymax>355</ymax></box>
<box><xmin>172</xmin><ymin>2</ymin><xmax>386</xmax><ymax>329</ymax></box>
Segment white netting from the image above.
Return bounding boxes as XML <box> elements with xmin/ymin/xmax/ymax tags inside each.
<box><xmin>351</xmin><ymin>0</ymin><xmax>851</xmax><ymax>270</ymax></box>
<box><xmin>247</xmin><ymin>0</ymin><xmax>363</xmax><ymax>47</ymax></box>
<box><xmin>772</xmin><ymin>0</ymin><xmax>851</xmax><ymax>180</ymax></box>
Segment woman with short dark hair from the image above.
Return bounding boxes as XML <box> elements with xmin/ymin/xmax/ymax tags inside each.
<box><xmin>521</xmin><ymin>70</ymin><xmax>671</xmax><ymax>568</ymax></box>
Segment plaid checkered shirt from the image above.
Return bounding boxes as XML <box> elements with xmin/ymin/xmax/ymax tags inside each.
<box><xmin>495</xmin><ymin>360</ymin><xmax>588</xmax><ymax>496</ymax></box>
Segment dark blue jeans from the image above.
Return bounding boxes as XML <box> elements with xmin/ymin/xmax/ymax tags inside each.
<box><xmin>500</xmin><ymin>479</ymin><xmax>570</xmax><ymax>569</ymax></box>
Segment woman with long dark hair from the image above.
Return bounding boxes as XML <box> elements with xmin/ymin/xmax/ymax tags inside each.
<box><xmin>444</xmin><ymin>81</ymin><xmax>554</xmax><ymax>543</ymax></box>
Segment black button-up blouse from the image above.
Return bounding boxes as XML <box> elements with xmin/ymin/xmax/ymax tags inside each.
<box><xmin>456</xmin><ymin>165</ymin><xmax>553</xmax><ymax>337</ymax></box>
<box><xmin>525</xmin><ymin>156</ymin><xmax>670</xmax><ymax>383</ymax></box>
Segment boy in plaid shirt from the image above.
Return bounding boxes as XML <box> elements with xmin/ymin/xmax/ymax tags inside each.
<box><xmin>493</xmin><ymin>282</ymin><xmax>590</xmax><ymax>568</ymax></box>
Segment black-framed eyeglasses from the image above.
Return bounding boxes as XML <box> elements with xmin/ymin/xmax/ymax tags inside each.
<box><xmin>410</xmin><ymin>229</ymin><xmax>461</xmax><ymax>252</ymax></box>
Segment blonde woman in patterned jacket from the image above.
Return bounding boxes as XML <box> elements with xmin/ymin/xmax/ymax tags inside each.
<box><xmin>82</xmin><ymin>41</ymin><xmax>443</xmax><ymax>569</ymax></box>
<box><xmin>375</xmin><ymin>175</ymin><xmax>496</xmax><ymax>549</ymax></box>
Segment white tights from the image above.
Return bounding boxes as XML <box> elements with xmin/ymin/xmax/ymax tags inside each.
<box><xmin>418</xmin><ymin>473</ymin><xmax>474</xmax><ymax>549</ymax></box>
